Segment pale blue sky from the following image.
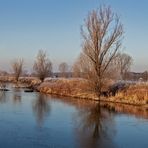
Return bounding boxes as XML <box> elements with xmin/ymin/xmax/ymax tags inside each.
<box><xmin>0</xmin><ymin>0</ymin><xmax>148</xmax><ymax>72</ymax></box>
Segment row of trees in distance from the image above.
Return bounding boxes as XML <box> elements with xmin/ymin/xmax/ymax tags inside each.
<box><xmin>11</xmin><ymin>50</ymin><xmax>70</xmax><ymax>82</ymax></box>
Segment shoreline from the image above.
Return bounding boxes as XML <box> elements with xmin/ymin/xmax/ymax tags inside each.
<box><xmin>40</xmin><ymin>90</ymin><xmax>148</xmax><ymax>108</ymax></box>
<box><xmin>0</xmin><ymin>76</ymin><xmax>148</xmax><ymax>107</ymax></box>
<box><xmin>38</xmin><ymin>84</ymin><xmax>148</xmax><ymax>108</ymax></box>
<box><xmin>38</xmin><ymin>79</ymin><xmax>148</xmax><ymax>108</ymax></box>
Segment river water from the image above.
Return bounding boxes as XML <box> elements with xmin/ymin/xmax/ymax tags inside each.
<box><xmin>0</xmin><ymin>86</ymin><xmax>148</xmax><ymax>148</ymax></box>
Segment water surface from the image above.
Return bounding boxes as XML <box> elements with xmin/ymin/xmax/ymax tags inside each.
<box><xmin>0</xmin><ymin>86</ymin><xmax>148</xmax><ymax>148</ymax></box>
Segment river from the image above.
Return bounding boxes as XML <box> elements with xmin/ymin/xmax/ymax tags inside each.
<box><xmin>0</xmin><ymin>85</ymin><xmax>148</xmax><ymax>148</ymax></box>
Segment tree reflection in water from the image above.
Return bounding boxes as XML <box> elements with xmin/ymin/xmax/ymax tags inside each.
<box><xmin>0</xmin><ymin>91</ymin><xmax>7</xmax><ymax>103</ymax></box>
<box><xmin>0</xmin><ymin>83</ymin><xmax>9</xmax><ymax>103</ymax></box>
<box><xmin>32</xmin><ymin>93</ymin><xmax>51</xmax><ymax>126</ymax></box>
<box><xmin>13</xmin><ymin>88</ymin><xmax>22</xmax><ymax>104</ymax></box>
<box><xmin>75</xmin><ymin>103</ymin><xmax>116</xmax><ymax>148</ymax></box>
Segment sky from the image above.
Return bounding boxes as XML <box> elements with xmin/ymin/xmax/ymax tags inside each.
<box><xmin>0</xmin><ymin>0</ymin><xmax>148</xmax><ymax>72</ymax></box>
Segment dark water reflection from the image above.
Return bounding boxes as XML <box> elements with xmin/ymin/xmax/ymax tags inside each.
<box><xmin>12</xmin><ymin>88</ymin><xmax>22</xmax><ymax>104</ymax></box>
<box><xmin>32</xmin><ymin>93</ymin><xmax>51</xmax><ymax>126</ymax></box>
<box><xmin>75</xmin><ymin>103</ymin><xmax>116</xmax><ymax>148</ymax></box>
<box><xmin>0</xmin><ymin>91</ymin><xmax>7</xmax><ymax>103</ymax></box>
<box><xmin>0</xmin><ymin>88</ymin><xmax>148</xmax><ymax>148</ymax></box>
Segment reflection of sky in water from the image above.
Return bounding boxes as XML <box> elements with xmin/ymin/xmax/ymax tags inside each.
<box><xmin>115</xmin><ymin>115</ymin><xmax>148</xmax><ymax>148</ymax></box>
<box><xmin>0</xmin><ymin>88</ymin><xmax>147</xmax><ymax>148</ymax></box>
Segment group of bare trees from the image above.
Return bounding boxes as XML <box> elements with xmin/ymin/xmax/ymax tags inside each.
<box><xmin>11</xmin><ymin>5</ymin><xmax>133</xmax><ymax>99</ymax></box>
<box><xmin>11</xmin><ymin>50</ymin><xmax>69</xmax><ymax>82</ymax></box>
<box><xmin>11</xmin><ymin>50</ymin><xmax>53</xmax><ymax>82</ymax></box>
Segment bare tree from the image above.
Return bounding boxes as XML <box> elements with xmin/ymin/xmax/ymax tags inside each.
<box><xmin>77</xmin><ymin>5</ymin><xmax>123</xmax><ymax>98</ymax></box>
<box><xmin>116</xmin><ymin>53</ymin><xmax>133</xmax><ymax>80</ymax></box>
<box><xmin>72</xmin><ymin>56</ymin><xmax>83</xmax><ymax>78</ymax></box>
<box><xmin>73</xmin><ymin>53</ymin><xmax>93</xmax><ymax>78</ymax></box>
<box><xmin>11</xmin><ymin>58</ymin><xmax>24</xmax><ymax>82</ymax></box>
<box><xmin>59</xmin><ymin>62</ymin><xmax>68</xmax><ymax>77</ymax></box>
<box><xmin>33</xmin><ymin>50</ymin><xmax>52</xmax><ymax>82</ymax></box>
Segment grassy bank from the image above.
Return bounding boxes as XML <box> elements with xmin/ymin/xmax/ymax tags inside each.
<box><xmin>113</xmin><ymin>84</ymin><xmax>148</xmax><ymax>105</ymax></box>
<box><xmin>37</xmin><ymin>78</ymin><xmax>98</xmax><ymax>99</ymax></box>
<box><xmin>1</xmin><ymin>76</ymin><xmax>148</xmax><ymax>106</ymax></box>
<box><xmin>37</xmin><ymin>78</ymin><xmax>148</xmax><ymax>106</ymax></box>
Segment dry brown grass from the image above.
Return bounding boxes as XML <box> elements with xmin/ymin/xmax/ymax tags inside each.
<box><xmin>37</xmin><ymin>79</ymin><xmax>148</xmax><ymax>105</ymax></box>
<box><xmin>0</xmin><ymin>76</ymin><xmax>15</xmax><ymax>82</ymax></box>
<box><xmin>113</xmin><ymin>83</ymin><xmax>148</xmax><ymax>105</ymax></box>
<box><xmin>1</xmin><ymin>76</ymin><xmax>147</xmax><ymax>105</ymax></box>
<box><xmin>38</xmin><ymin>78</ymin><xmax>97</xmax><ymax>99</ymax></box>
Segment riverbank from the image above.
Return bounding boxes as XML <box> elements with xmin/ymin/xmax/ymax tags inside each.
<box><xmin>38</xmin><ymin>78</ymin><xmax>94</xmax><ymax>98</ymax></box>
<box><xmin>37</xmin><ymin>78</ymin><xmax>148</xmax><ymax>106</ymax></box>
<box><xmin>0</xmin><ymin>76</ymin><xmax>148</xmax><ymax>106</ymax></box>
